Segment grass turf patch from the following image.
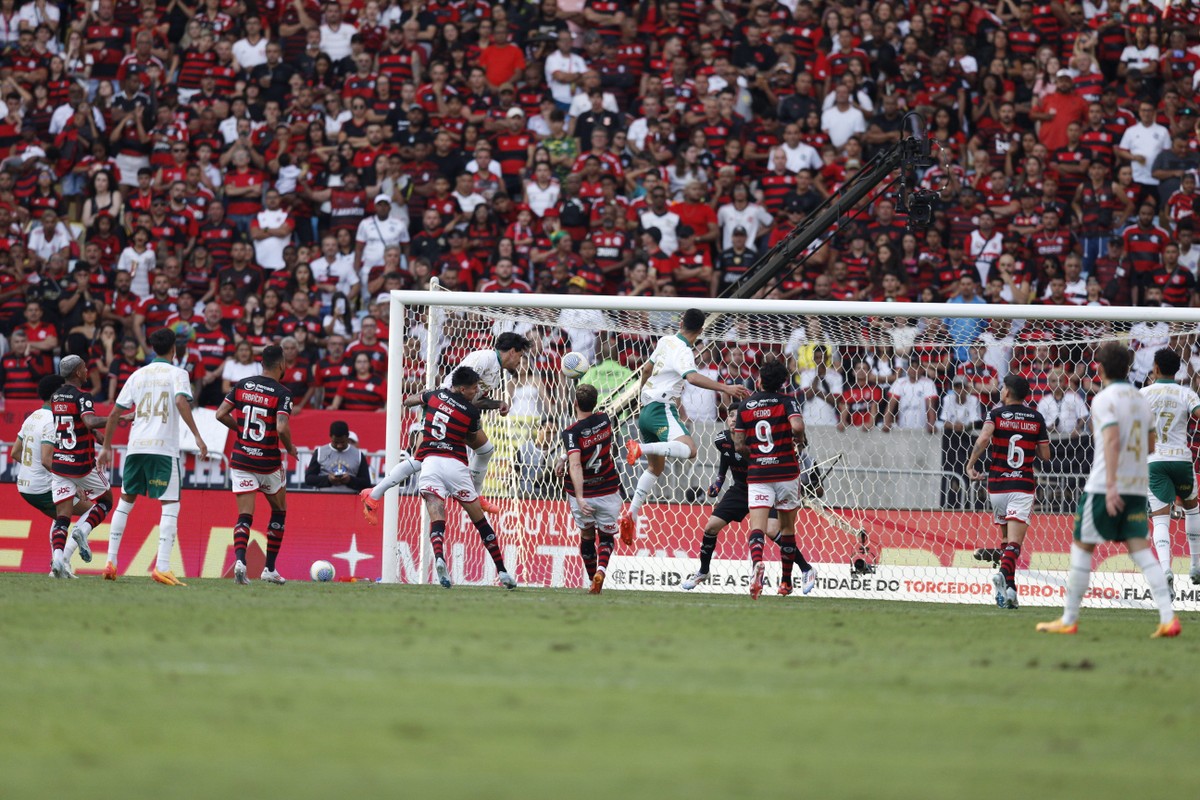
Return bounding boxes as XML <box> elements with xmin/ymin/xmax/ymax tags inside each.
<box><xmin>2</xmin><ymin>574</ymin><xmax>1198</xmax><ymax>799</ymax></box>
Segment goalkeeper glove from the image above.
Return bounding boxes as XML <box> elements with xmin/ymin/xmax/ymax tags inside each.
<box><xmin>707</xmin><ymin>478</ymin><xmax>723</xmax><ymax>498</ymax></box>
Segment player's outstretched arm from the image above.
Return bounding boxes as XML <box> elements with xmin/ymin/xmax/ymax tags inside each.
<box><xmin>964</xmin><ymin>420</ymin><xmax>995</xmax><ymax>481</ymax></box>
<box><xmin>175</xmin><ymin>394</ymin><xmax>209</xmax><ymax>461</ymax></box>
<box><xmin>401</xmin><ymin>394</ymin><xmax>425</xmax><ymax>409</ymax></box>
<box><xmin>97</xmin><ymin>404</ymin><xmax>128</xmax><ymax>470</ymax></box>
<box><xmin>685</xmin><ymin>370</ymin><xmax>750</xmax><ymax>399</ymax></box>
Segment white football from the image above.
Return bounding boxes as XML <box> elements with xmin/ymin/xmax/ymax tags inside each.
<box><xmin>310</xmin><ymin>560</ymin><xmax>335</xmax><ymax>582</ymax></box>
<box><xmin>561</xmin><ymin>351</ymin><xmax>590</xmax><ymax>379</ymax></box>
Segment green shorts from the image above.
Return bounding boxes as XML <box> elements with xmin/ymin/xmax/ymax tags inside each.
<box><xmin>20</xmin><ymin>490</ymin><xmax>57</xmax><ymax>518</ymax></box>
<box><xmin>1073</xmin><ymin>492</ymin><xmax>1148</xmax><ymax>544</ymax></box>
<box><xmin>122</xmin><ymin>454</ymin><xmax>182</xmax><ymax>501</ymax></box>
<box><xmin>638</xmin><ymin>401</ymin><xmax>689</xmax><ymax>444</ymax></box>
<box><xmin>1148</xmin><ymin>460</ymin><xmax>1198</xmax><ymax>509</ymax></box>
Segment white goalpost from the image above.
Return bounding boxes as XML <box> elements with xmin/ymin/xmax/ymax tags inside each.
<box><xmin>383</xmin><ymin>289</ymin><xmax>1200</xmax><ymax>610</ymax></box>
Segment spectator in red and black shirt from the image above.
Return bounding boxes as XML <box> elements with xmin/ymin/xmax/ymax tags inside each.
<box><xmin>0</xmin><ymin>328</ymin><xmax>45</xmax><ymax>400</ymax></box>
<box><xmin>106</xmin><ymin>338</ymin><xmax>143</xmax><ymax>403</ymax></box>
<box><xmin>330</xmin><ymin>351</ymin><xmax>386</xmax><ymax>411</ymax></box>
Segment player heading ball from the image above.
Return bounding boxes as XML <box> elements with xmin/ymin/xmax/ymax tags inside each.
<box><xmin>621</xmin><ymin>309</ymin><xmax>750</xmax><ymax>542</ymax></box>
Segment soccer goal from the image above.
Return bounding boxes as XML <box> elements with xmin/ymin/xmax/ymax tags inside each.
<box><xmin>381</xmin><ymin>288</ymin><xmax>1200</xmax><ymax>610</ymax></box>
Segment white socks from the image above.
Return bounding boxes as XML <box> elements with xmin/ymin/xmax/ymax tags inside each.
<box><xmin>106</xmin><ymin>497</ymin><xmax>135</xmax><ymax>567</ymax></box>
<box><xmin>1151</xmin><ymin>512</ymin><xmax>1172</xmax><ymax>572</ymax></box>
<box><xmin>1131</xmin><ymin>547</ymin><xmax>1175</xmax><ymax>624</ymax></box>
<box><xmin>370</xmin><ymin>455</ymin><xmax>423</xmax><ymax>501</ymax></box>
<box><xmin>1186</xmin><ymin>506</ymin><xmax>1200</xmax><ymax>569</ymax></box>
<box><xmin>1061</xmin><ymin>543</ymin><xmax>1092</xmax><ymax>625</ymax></box>
<box><xmin>157</xmin><ymin>504</ymin><xmax>180</xmax><ymax>572</ymax></box>
<box><xmin>641</xmin><ymin>440</ymin><xmax>691</xmax><ymax>459</ymax></box>
<box><xmin>468</xmin><ymin>441</ymin><xmax>495</xmax><ymax>494</ymax></box>
<box><xmin>629</xmin><ymin>471</ymin><xmax>658</xmax><ymax>518</ymax></box>
<box><xmin>63</xmin><ymin>537</ymin><xmax>78</xmax><ymax>562</ymax></box>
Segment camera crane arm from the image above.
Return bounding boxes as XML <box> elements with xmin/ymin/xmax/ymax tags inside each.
<box><xmin>721</xmin><ymin>112</ymin><xmax>938</xmax><ymax>301</ymax></box>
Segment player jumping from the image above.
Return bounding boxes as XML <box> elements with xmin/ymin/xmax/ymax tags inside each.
<box><xmin>47</xmin><ymin>355</ymin><xmax>115</xmax><ymax>579</ymax></box>
<box><xmin>12</xmin><ymin>375</ymin><xmax>91</xmax><ymax>576</ymax></box>
<box><xmin>1037</xmin><ymin>342</ymin><xmax>1179</xmax><ymax>637</ymax></box>
<box><xmin>622</xmin><ymin>309</ymin><xmax>749</xmax><ymax>541</ymax></box>
<box><xmin>681</xmin><ymin>409</ymin><xmax>781</xmax><ymax>591</ymax></box>
<box><xmin>733</xmin><ymin>360</ymin><xmax>817</xmax><ymax>599</ymax></box>
<box><xmin>964</xmin><ymin>375</ymin><xmax>1050</xmax><ymax>610</ymax></box>
<box><xmin>98</xmin><ymin>328</ymin><xmax>211</xmax><ymax>586</ymax></box>
<box><xmin>1140</xmin><ymin>348</ymin><xmax>1200</xmax><ymax>592</ymax></box>
<box><xmin>405</xmin><ymin>366</ymin><xmax>517</xmax><ymax>590</ymax></box>
<box><xmin>215</xmin><ymin>344</ymin><xmax>298</xmax><ymax>585</ymax></box>
<box><xmin>562</xmin><ymin>383</ymin><xmax>622</xmax><ymax>594</ymax></box>
<box><xmin>359</xmin><ymin>332</ymin><xmax>531</xmax><ymax>522</ymax></box>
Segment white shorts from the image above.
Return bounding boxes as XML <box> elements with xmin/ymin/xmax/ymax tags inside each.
<box><xmin>568</xmin><ymin>491</ymin><xmax>622</xmax><ymax>535</ymax></box>
<box><xmin>748</xmin><ymin>479</ymin><xmax>801</xmax><ymax>511</ymax></box>
<box><xmin>231</xmin><ymin>468</ymin><xmax>286</xmax><ymax>495</ymax></box>
<box><xmin>51</xmin><ymin>468</ymin><xmax>110</xmax><ymax>504</ymax></box>
<box><xmin>990</xmin><ymin>491</ymin><xmax>1034</xmax><ymax>526</ymax></box>
<box><xmin>418</xmin><ymin>456</ymin><xmax>477</xmax><ymax>504</ymax></box>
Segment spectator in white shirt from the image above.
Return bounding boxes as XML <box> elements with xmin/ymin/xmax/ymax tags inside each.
<box><xmin>939</xmin><ymin>377</ymin><xmax>983</xmax><ymax>432</ymax></box>
<box><xmin>250</xmin><ymin>188</ymin><xmax>294</xmax><ymax>271</ymax></box>
<box><xmin>318</xmin><ymin>4</ymin><xmax>357</xmax><ymax>62</ymax></box>
<box><xmin>544</xmin><ymin>30</ymin><xmax>587</xmax><ymax>109</ymax></box>
<box><xmin>354</xmin><ymin>194</ymin><xmax>409</xmax><ymax>275</ymax></box>
<box><xmin>820</xmin><ymin>85</ymin><xmax>867</xmax><ymax>149</ymax></box>
<box><xmin>26</xmin><ymin>208</ymin><xmax>71</xmax><ymax>264</ymax></box>
<box><xmin>232</xmin><ymin>16</ymin><xmax>269</xmax><ymax>70</ymax></box>
<box><xmin>1117</xmin><ymin>100</ymin><xmax>1172</xmax><ymax>189</ymax></box>
<box><xmin>883</xmin><ymin>361</ymin><xmax>938</xmax><ymax>433</ymax></box>
<box><xmin>1037</xmin><ymin>369</ymin><xmax>1089</xmax><ymax>435</ymax></box>
<box><xmin>780</xmin><ymin>124</ymin><xmax>822</xmax><ymax>174</ymax></box>
<box><xmin>798</xmin><ymin>349</ymin><xmax>844</xmax><ymax>426</ymax></box>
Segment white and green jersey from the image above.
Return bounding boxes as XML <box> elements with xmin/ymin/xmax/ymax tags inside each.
<box><xmin>1141</xmin><ymin>379</ymin><xmax>1200</xmax><ymax>463</ymax></box>
<box><xmin>116</xmin><ymin>359</ymin><xmax>194</xmax><ymax>457</ymax></box>
<box><xmin>15</xmin><ymin>407</ymin><xmax>54</xmax><ymax>494</ymax></box>
<box><xmin>1084</xmin><ymin>381</ymin><xmax>1152</xmax><ymax>496</ymax></box>
<box><xmin>640</xmin><ymin>334</ymin><xmax>698</xmax><ymax>405</ymax></box>
<box><xmin>442</xmin><ymin>349</ymin><xmax>504</xmax><ymax>399</ymax></box>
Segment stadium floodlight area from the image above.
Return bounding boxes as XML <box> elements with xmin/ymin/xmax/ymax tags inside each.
<box><xmin>383</xmin><ymin>288</ymin><xmax>1200</xmax><ymax>611</ymax></box>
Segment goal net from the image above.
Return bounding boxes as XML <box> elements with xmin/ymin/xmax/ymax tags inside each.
<box><xmin>381</xmin><ymin>290</ymin><xmax>1200</xmax><ymax>611</ymax></box>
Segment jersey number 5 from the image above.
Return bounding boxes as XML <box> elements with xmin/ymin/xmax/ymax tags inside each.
<box><xmin>242</xmin><ymin>405</ymin><xmax>267</xmax><ymax>442</ymax></box>
<box><xmin>430</xmin><ymin>410</ymin><xmax>451</xmax><ymax>440</ymax></box>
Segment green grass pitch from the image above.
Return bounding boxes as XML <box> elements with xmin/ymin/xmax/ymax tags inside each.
<box><xmin>3</xmin><ymin>574</ymin><xmax>1200</xmax><ymax>800</ymax></box>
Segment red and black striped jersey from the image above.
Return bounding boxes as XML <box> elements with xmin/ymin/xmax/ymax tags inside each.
<box><xmin>335</xmin><ymin>377</ymin><xmax>387</xmax><ymax>411</ymax></box>
<box><xmin>714</xmin><ymin>428</ymin><xmax>749</xmax><ymax>485</ymax></box>
<box><xmin>735</xmin><ymin>391</ymin><xmax>804</xmax><ymax>483</ymax></box>
<box><xmin>1123</xmin><ymin>224</ymin><xmax>1170</xmax><ymax>280</ymax></box>
<box><xmin>561</xmin><ymin>412</ymin><xmax>620</xmax><ymax>499</ymax></box>
<box><xmin>50</xmin><ymin>385</ymin><xmax>99</xmax><ymax>478</ymax></box>
<box><xmin>414</xmin><ymin>388</ymin><xmax>481</xmax><ymax>464</ymax></box>
<box><xmin>313</xmin><ymin>357</ymin><xmax>352</xmax><ymax>398</ymax></box>
<box><xmin>225</xmin><ymin>377</ymin><xmax>293</xmax><ymax>474</ymax></box>
<box><xmin>0</xmin><ymin>352</ymin><xmax>41</xmax><ymax>399</ymax></box>
<box><xmin>986</xmin><ymin>404</ymin><xmax>1048</xmax><ymax>493</ymax></box>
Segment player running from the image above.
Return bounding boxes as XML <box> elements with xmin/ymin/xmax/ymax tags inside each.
<box><xmin>215</xmin><ymin>344</ymin><xmax>297</xmax><ymax>585</ymax></box>
<box><xmin>98</xmin><ymin>328</ymin><xmax>210</xmax><ymax>586</ymax></box>
<box><xmin>681</xmin><ymin>409</ymin><xmax>782</xmax><ymax>591</ymax></box>
<box><xmin>405</xmin><ymin>366</ymin><xmax>517</xmax><ymax>590</ymax></box>
<box><xmin>1037</xmin><ymin>342</ymin><xmax>1180</xmax><ymax>638</ymax></box>
<box><xmin>12</xmin><ymin>375</ymin><xmax>91</xmax><ymax>576</ymax></box>
<box><xmin>359</xmin><ymin>332</ymin><xmax>531</xmax><ymax>522</ymax></box>
<box><xmin>562</xmin><ymin>383</ymin><xmax>622</xmax><ymax>595</ymax></box>
<box><xmin>964</xmin><ymin>375</ymin><xmax>1050</xmax><ymax>610</ymax></box>
<box><xmin>47</xmin><ymin>355</ymin><xmax>115</xmax><ymax>579</ymax></box>
<box><xmin>622</xmin><ymin>309</ymin><xmax>749</xmax><ymax>541</ymax></box>
<box><xmin>1140</xmin><ymin>348</ymin><xmax>1200</xmax><ymax>592</ymax></box>
<box><xmin>733</xmin><ymin>360</ymin><xmax>817</xmax><ymax>599</ymax></box>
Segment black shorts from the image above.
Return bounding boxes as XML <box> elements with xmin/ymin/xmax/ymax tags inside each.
<box><xmin>712</xmin><ymin>482</ymin><xmax>778</xmax><ymax>523</ymax></box>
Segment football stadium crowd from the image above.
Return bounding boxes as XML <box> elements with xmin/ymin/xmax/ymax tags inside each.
<box><xmin>0</xmin><ymin>0</ymin><xmax>1199</xmax><ymax>418</ymax></box>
